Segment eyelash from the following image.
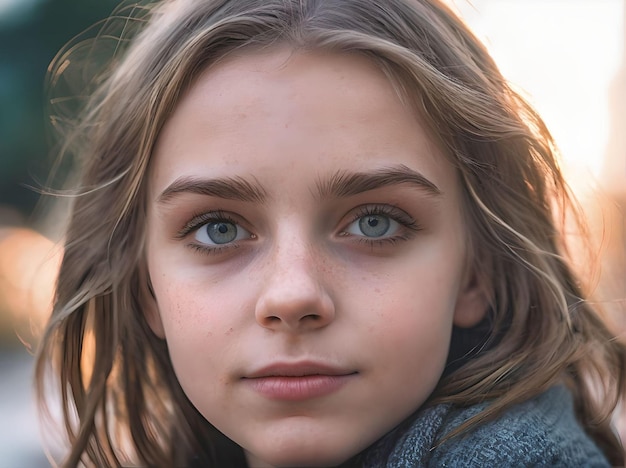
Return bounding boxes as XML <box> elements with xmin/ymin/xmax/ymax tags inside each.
<box><xmin>176</xmin><ymin>210</ymin><xmax>251</xmax><ymax>255</ymax></box>
<box><xmin>340</xmin><ymin>204</ymin><xmax>422</xmax><ymax>246</ymax></box>
<box><xmin>177</xmin><ymin>205</ymin><xmax>421</xmax><ymax>256</ymax></box>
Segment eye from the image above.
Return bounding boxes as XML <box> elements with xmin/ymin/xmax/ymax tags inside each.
<box><xmin>195</xmin><ymin>220</ymin><xmax>252</xmax><ymax>245</ymax></box>
<box><xmin>340</xmin><ymin>204</ymin><xmax>420</xmax><ymax>244</ymax></box>
<box><xmin>346</xmin><ymin>214</ymin><xmax>400</xmax><ymax>238</ymax></box>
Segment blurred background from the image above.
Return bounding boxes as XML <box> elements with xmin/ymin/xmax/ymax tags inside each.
<box><xmin>0</xmin><ymin>0</ymin><xmax>624</xmax><ymax>466</ymax></box>
<box><xmin>0</xmin><ymin>0</ymin><xmax>118</xmax><ymax>464</ymax></box>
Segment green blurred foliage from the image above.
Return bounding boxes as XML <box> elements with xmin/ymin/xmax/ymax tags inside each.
<box><xmin>0</xmin><ymin>0</ymin><xmax>118</xmax><ymax>221</ymax></box>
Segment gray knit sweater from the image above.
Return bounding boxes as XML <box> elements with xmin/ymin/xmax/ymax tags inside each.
<box><xmin>362</xmin><ymin>386</ymin><xmax>610</xmax><ymax>467</ymax></box>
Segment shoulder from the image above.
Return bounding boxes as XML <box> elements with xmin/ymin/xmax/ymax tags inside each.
<box><xmin>429</xmin><ymin>386</ymin><xmax>610</xmax><ymax>467</ymax></box>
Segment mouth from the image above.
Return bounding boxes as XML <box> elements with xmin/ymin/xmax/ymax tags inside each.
<box><xmin>245</xmin><ymin>362</ymin><xmax>356</xmax><ymax>379</ymax></box>
<box><xmin>243</xmin><ymin>362</ymin><xmax>357</xmax><ymax>401</ymax></box>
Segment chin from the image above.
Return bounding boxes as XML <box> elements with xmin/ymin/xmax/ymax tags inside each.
<box><xmin>245</xmin><ymin>439</ymin><xmax>360</xmax><ymax>468</ymax></box>
<box><xmin>249</xmin><ymin>453</ymin><xmax>352</xmax><ymax>468</ymax></box>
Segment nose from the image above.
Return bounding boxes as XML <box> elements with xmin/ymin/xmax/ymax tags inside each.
<box><xmin>254</xmin><ymin>242</ymin><xmax>336</xmax><ymax>333</ymax></box>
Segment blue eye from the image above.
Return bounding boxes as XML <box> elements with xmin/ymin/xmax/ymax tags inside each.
<box><xmin>195</xmin><ymin>220</ymin><xmax>251</xmax><ymax>245</ymax></box>
<box><xmin>346</xmin><ymin>213</ymin><xmax>400</xmax><ymax>238</ymax></box>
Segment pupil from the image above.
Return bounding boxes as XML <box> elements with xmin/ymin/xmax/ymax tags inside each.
<box><xmin>218</xmin><ymin>224</ymin><xmax>228</xmax><ymax>234</ymax></box>
<box><xmin>368</xmin><ymin>218</ymin><xmax>379</xmax><ymax>227</ymax></box>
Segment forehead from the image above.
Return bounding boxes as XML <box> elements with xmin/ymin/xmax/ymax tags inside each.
<box><xmin>150</xmin><ymin>47</ymin><xmax>457</xmax><ymax>199</ymax></box>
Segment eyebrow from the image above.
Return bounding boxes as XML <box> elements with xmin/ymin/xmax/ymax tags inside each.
<box><xmin>156</xmin><ymin>164</ymin><xmax>441</xmax><ymax>205</ymax></box>
<box><xmin>157</xmin><ymin>175</ymin><xmax>268</xmax><ymax>204</ymax></box>
<box><xmin>315</xmin><ymin>165</ymin><xmax>442</xmax><ymax>200</ymax></box>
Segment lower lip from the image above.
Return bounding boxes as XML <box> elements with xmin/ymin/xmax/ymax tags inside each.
<box><xmin>244</xmin><ymin>374</ymin><xmax>354</xmax><ymax>401</ymax></box>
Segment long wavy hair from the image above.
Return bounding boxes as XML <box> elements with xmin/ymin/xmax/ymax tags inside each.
<box><xmin>36</xmin><ymin>0</ymin><xmax>626</xmax><ymax>466</ymax></box>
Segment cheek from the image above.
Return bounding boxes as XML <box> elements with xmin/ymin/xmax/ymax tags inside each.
<box><xmin>151</xmin><ymin>263</ymin><xmax>244</xmax><ymax>331</ymax></box>
<box><xmin>149</xmin><ymin>274</ymin><xmax>246</xmax><ymax>382</ymax></box>
<box><xmin>356</xmin><ymin>257</ymin><xmax>461</xmax><ymax>376</ymax></box>
<box><xmin>367</xmin><ymin>286</ymin><xmax>455</xmax><ymax>363</ymax></box>
<box><xmin>338</xmin><ymin>276</ymin><xmax>455</xmax><ymax>430</ymax></box>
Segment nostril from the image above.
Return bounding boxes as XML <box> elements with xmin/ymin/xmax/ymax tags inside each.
<box><xmin>254</xmin><ymin>287</ymin><xmax>336</xmax><ymax>331</ymax></box>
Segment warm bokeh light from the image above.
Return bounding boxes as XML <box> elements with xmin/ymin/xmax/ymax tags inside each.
<box><xmin>0</xmin><ymin>228</ymin><xmax>61</xmax><ymax>346</ymax></box>
<box><xmin>447</xmin><ymin>0</ymin><xmax>624</xmax><ymax>195</ymax></box>
<box><xmin>444</xmin><ymin>0</ymin><xmax>626</xmax><ymax>340</ymax></box>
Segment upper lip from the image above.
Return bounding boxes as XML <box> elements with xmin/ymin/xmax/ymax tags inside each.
<box><xmin>244</xmin><ymin>361</ymin><xmax>356</xmax><ymax>379</ymax></box>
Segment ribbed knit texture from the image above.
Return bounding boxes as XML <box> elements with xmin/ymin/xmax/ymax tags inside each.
<box><xmin>362</xmin><ymin>386</ymin><xmax>610</xmax><ymax>467</ymax></box>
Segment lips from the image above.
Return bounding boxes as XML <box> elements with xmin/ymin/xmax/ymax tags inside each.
<box><xmin>243</xmin><ymin>362</ymin><xmax>357</xmax><ymax>401</ymax></box>
<box><xmin>245</xmin><ymin>362</ymin><xmax>355</xmax><ymax>378</ymax></box>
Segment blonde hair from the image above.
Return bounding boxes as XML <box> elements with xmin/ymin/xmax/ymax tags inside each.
<box><xmin>36</xmin><ymin>0</ymin><xmax>626</xmax><ymax>466</ymax></box>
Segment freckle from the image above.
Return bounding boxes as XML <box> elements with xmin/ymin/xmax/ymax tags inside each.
<box><xmin>175</xmin><ymin>304</ymin><xmax>183</xmax><ymax>327</ymax></box>
<box><xmin>375</xmin><ymin>288</ymin><xmax>381</xmax><ymax>294</ymax></box>
<box><xmin>225</xmin><ymin>327</ymin><xmax>234</xmax><ymax>336</ymax></box>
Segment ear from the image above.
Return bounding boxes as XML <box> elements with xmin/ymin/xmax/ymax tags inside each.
<box><xmin>453</xmin><ymin>267</ymin><xmax>489</xmax><ymax>329</ymax></box>
<box><xmin>139</xmin><ymin>265</ymin><xmax>166</xmax><ymax>339</ymax></box>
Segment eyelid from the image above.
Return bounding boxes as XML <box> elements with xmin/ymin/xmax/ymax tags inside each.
<box><xmin>337</xmin><ymin>204</ymin><xmax>422</xmax><ymax>249</ymax></box>
<box><xmin>176</xmin><ymin>210</ymin><xmax>244</xmax><ymax>239</ymax></box>
<box><xmin>341</xmin><ymin>204</ymin><xmax>420</xmax><ymax>233</ymax></box>
<box><xmin>176</xmin><ymin>210</ymin><xmax>257</xmax><ymax>257</ymax></box>
<box><xmin>175</xmin><ymin>205</ymin><xmax>420</xmax><ymax>255</ymax></box>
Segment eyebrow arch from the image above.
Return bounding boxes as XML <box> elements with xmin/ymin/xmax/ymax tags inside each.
<box><xmin>157</xmin><ymin>175</ymin><xmax>268</xmax><ymax>204</ymax></box>
<box><xmin>315</xmin><ymin>164</ymin><xmax>442</xmax><ymax>200</ymax></box>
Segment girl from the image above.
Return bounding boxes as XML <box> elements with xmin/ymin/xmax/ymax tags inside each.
<box><xmin>36</xmin><ymin>0</ymin><xmax>626</xmax><ymax>466</ymax></box>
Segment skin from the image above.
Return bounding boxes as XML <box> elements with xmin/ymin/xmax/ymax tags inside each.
<box><xmin>145</xmin><ymin>48</ymin><xmax>486</xmax><ymax>467</ymax></box>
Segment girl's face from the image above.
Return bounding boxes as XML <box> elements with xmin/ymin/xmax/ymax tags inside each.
<box><xmin>145</xmin><ymin>48</ymin><xmax>485</xmax><ymax>467</ymax></box>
